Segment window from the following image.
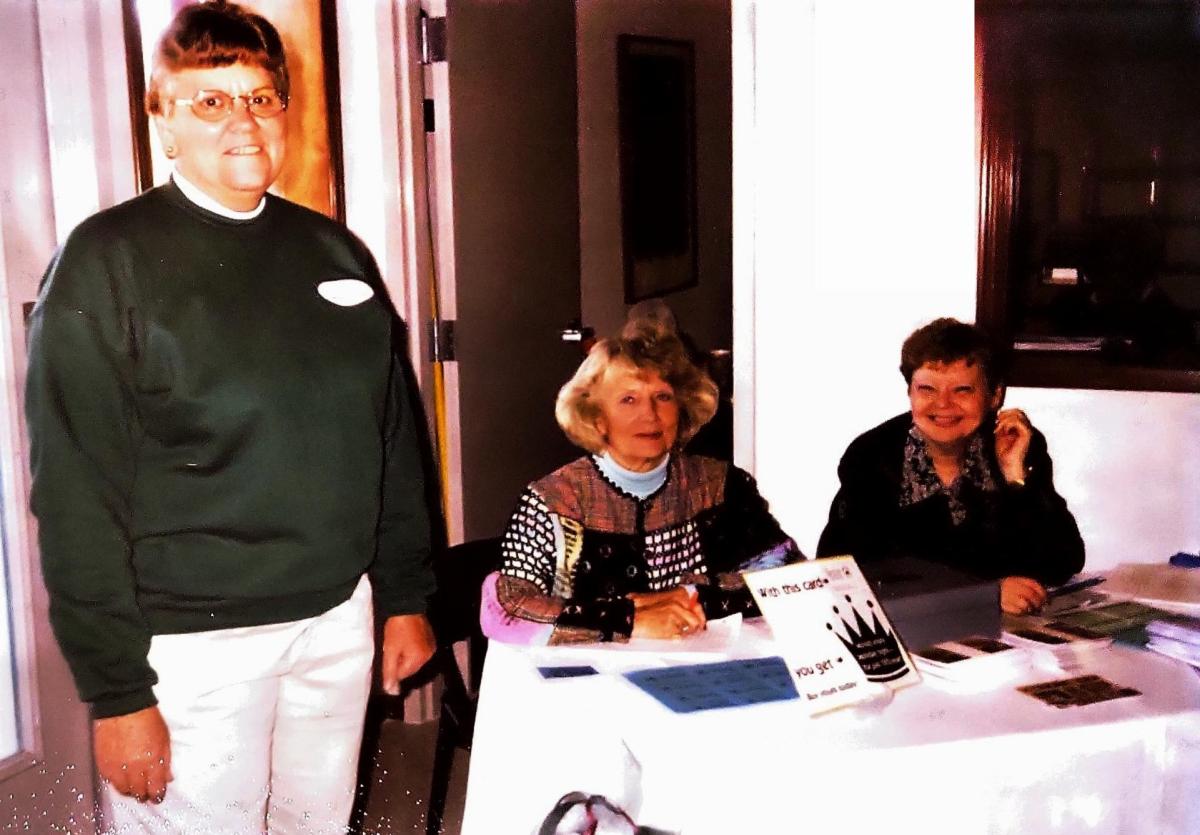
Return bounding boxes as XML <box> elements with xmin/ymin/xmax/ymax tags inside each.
<box><xmin>978</xmin><ymin>0</ymin><xmax>1200</xmax><ymax>392</ymax></box>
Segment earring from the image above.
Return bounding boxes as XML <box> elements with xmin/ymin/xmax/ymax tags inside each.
<box><xmin>165</xmin><ymin>145</ymin><xmax>177</xmax><ymax>158</ymax></box>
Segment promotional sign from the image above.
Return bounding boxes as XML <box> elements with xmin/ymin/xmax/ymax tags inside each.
<box><xmin>744</xmin><ymin>556</ymin><xmax>920</xmax><ymax>714</ymax></box>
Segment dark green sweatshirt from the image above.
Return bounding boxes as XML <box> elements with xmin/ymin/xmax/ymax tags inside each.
<box><xmin>26</xmin><ymin>181</ymin><xmax>434</xmax><ymax>719</ymax></box>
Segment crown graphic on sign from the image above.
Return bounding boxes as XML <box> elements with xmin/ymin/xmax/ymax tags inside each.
<box><xmin>826</xmin><ymin>597</ymin><xmax>908</xmax><ymax>683</ymax></box>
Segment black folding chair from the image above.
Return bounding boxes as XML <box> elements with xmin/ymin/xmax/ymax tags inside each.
<box><xmin>424</xmin><ymin>537</ymin><xmax>502</xmax><ymax>835</ymax></box>
<box><xmin>348</xmin><ymin>537</ymin><xmax>500</xmax><ymax>835</ymax></box>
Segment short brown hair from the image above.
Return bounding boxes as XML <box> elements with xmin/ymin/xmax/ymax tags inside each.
<box><xmin>556</xmin><ymin>322</ymin><xmax>719</xmax><ymax>454</ymax></box>
<box><xmin>900</xmin><ymin>318</ymin><xmax>1003</xmax><ymax>391</ymax></box>
<box><xmin>146</xmin><ymin>2</ymin><xmax>289</xmax><ymax>116</ymax></box>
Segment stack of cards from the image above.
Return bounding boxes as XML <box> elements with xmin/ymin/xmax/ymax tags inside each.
<box><xmin>1145</xmin><ymin>616</ymin><xmax>1200</xmax><ymax>668</ymax></box>
<box><xmin>1017</xmin><ymin>674</ymin><xmax>1141</xmax><ymax>709</ymax></box>
<box><xmin>1044</xmin><ymin>600</ymin><xmax>1172</xmax><ymax>643</ymax></box>
<box><xmin>1002</xmin><ymin>622</ymin><xmax>1112</xmax><ymax>669</ymax></box>
<box><xmin>1040</xmin><ymin>588</ymin><xmax>1110</xmax><ymax>617</ymax></box>
<box><xmin>911</xmin><ymin>636</ymin><xmax>1030</xmax><ymax>689</ymax></box>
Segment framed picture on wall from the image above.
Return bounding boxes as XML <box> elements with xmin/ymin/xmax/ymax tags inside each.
<box><xmin>122</xmin><ymin>0</ymin><xmax>345</xmax><ymax>220</ymax></box>
<box><xmin>618</xmin><ymin>35</ymin><xmax>698</xmax><ymax>302</ymax></box>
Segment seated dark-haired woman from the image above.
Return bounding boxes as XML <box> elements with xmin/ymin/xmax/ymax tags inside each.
<box><xmin>817</xmin><ymin>318</ymin><xmax>1085</xmax><ymax>615</ymax></box>
<box><xmin>481</xmin><ymin>321</ymin><xmax>802</xmax><ymax>645</ymax></box>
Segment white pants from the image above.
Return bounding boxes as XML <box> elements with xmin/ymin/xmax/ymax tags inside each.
<box><xmin>102</xmin><ymin>577</ymin><xmax>374</xmax><ymax>834</ymax></box>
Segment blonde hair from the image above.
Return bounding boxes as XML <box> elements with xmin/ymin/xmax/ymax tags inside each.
<box><xmin>555</xmin><ymin>320</ymin><xmax>718</xmax><ymax>454</ymax></box>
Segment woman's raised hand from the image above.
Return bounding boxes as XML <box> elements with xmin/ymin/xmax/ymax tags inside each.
<box><xmin>994</xmin><ymin>408</ymin><xmax>1033</xmax><ymax>484</ymax></box>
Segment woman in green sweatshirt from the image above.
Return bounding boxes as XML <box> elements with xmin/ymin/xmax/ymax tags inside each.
<box><xmin>24</xmin><ymin>3</ymin><xmax>435</xmax><ymax>831</ymax></box>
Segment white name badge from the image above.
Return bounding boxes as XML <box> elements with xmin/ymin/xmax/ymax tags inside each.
<box><xmin>317</xmin><ymin>279</ymin><xmax>375</xmax><ymax>307</ymax></box>
<box><xmin>744</xmin><ymin>556</ymin><xmax>920</xmax><ymax>715</ymax></box>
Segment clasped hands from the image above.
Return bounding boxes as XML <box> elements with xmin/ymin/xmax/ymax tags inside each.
<box><xmin>629</xmin><ymin>587</ymin><xmax>706</xmax><ymax>639</ymax></box>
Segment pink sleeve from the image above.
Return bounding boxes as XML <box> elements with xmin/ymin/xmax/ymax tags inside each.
<box><xmin>479</xmin><ymin>572</ymin><xmax>555</xmax><ymax>646</ymax></box>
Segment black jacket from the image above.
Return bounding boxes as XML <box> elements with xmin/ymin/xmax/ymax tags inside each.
<box><xmin>817</xmin><ymin>413</ymin><xmax>1084</xmax><ymax>585</ymax></box>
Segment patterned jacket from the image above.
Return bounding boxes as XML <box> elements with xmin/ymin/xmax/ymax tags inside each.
<box><xmin>481</xmin><ymin>454</ymin><xmax>800</xmax><ymax>644</ymax></box>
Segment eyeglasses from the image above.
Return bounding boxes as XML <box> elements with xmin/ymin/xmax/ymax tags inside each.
<box><xmin>172</xmin><ymin>88</ymin><xmax>287</xmax><ymax>122</ymax></box>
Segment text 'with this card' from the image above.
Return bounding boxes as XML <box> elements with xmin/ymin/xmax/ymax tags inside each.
<box><xmin>744</xmin><ymin>556</ymin><xmax>920</xmax><ymax>715</ymax></box>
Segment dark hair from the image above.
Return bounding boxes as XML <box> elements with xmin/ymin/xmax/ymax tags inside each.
<box><xmin>556</xmin><ymin>320</ymin><xmax>718</xmax><ymax>453</ymax></box>
<box><xmin>146</xmin><ymin>1</ymin><xmax>289</xmax><ymax>116</ymax></box>
<box><xmin>899</xmin><ymin>318</ymin><xmax>1003</xmax><ymax>391</ymax></box>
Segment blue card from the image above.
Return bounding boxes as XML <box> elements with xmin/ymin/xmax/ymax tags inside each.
<box><xmin>624</xmin><ymin>656</ymin><xmax>798</xmax><ymax>713</ymax></box>
<box><xmin>538</xmin><ymin>665</ymin><xmax>599</xmax><ymax>679</ymax></box>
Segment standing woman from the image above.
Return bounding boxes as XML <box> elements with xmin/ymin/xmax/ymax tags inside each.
<box><xmin>817</xmin><ymin>318</ymin><xmax>1085</xmax><ymax>615</ymax></box>
<box><xmin>25</xmin><ymin>3</ymin><xmax>435</xmax><ymax>832</ymax></box>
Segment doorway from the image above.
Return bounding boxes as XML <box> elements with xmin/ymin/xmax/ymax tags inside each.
<box><xmin>421</xmin><ymin>0</ymin><xmax>733</xmax><ymax>541</ymax></box>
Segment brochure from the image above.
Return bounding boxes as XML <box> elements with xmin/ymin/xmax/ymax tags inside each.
<box><xmin>743</xmin><ymin>556</ymin><xmax>920</xmax><ymax>714</ymax></box>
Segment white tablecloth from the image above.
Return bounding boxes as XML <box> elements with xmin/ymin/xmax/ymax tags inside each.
<box><xmin>460</xmin><ymin>620</ymin><xmax>1200</xmax><ymax>834</ymax></box>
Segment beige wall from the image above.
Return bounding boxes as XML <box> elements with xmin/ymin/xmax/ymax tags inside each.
<box><xmin>576</xmin><ymin>0</ymin><xmax>732</xmax><ymax>351</ymax></box>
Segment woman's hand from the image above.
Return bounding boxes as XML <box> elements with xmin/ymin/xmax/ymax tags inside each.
<box><xmin>631</xmin><ymin>592</ymin><xmax>706</xmax><ymax>639</ymax></box>
<box><xmin>381</xmin><ymin>614</ymin><xmax>436</xmax><ymax>695</ymax></box>
<box><xmin>628</xmin><ymin>587</ymin><xmax>695</xmax><ymax>611</ymax></box>
<box><xmin>93</xmin><ymin>706</ymin><xmax>173</xmax><ymax>804</ymax></box>
<box><xmin>1000</xmin><ymin>576</ymin><xmax>1047</xmax><ymax>614</ymax></box>
<box><xmin>994</xmin><ymin>408</ymin><xmax>1033</xmax><ymax>484</ymax></box>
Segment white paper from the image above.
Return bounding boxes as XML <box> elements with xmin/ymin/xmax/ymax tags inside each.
<box><xmin>1102</xmin><ymin>564</ymin><xmax>1200</xmax><ymax>611</ymax></box>
<box><xmin>530</xmin><ymin>614</ymin><xmax>744</xmax><ymax>670</ymax></box>
<box><xmin>596</xmin><ymin>612</ymin><xmax>743</xmax><ymax>654</ymax></box>
<box><xmin>744</xmin><ymin>557</ymin><xmax>920</xmax><ymax>714</ymax></box>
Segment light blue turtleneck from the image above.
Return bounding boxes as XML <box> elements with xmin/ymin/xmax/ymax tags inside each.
<box><xmin>595</xmin><ymin>453</ymin><xmax>669</xmax><ymax>499</ymax></box>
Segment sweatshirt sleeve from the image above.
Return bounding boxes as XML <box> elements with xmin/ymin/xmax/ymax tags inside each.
<box><xmin>368</xmin><ymin>340</ymin><xmax>436</xmax><ymax>617</ymax></box>
<box><xmin>25</xmin><ymin>235</ymin><xmax>157</xmax><ymax>719</ymax></box>
<box><xmin>993</xmin><ymin>432</ymin><xmax>1086</xmax><ymax>586</ymax></box>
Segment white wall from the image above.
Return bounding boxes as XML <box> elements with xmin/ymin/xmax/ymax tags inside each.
<box><xmin>736</xmin><ymin>0</ymin><xmax>1200</xmax><ymax>572</ymax></box>
<box><xmin>577</xmin><ymin>0</ymin><xmax>732</xmax><ymax>350</ymax></box>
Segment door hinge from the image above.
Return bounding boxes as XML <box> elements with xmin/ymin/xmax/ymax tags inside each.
<box><xmin>423</xmin><ymin>98</ymin><xmax>436</xmax><ymax>132</ymax></box>
<box><xmin>418</xmin><ymin>14</ymin><xmax>447</xmax><ymax>65</ymax></box>
<box><xmin>428</xmin><ymin>318</ymin><xmax>456</xmax><ymax>363</ymax></box>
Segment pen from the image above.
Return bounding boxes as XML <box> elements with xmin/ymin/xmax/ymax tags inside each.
<box><xmin>1048</xmin><ymin>576</ymin><xmax>1106</xmax><ymax>598</ymax></box>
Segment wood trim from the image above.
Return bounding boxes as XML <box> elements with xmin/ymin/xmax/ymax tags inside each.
<box><xmin>318</xmin><ymin>0</ymin><xmax>346</xmax><ymax>223</ymax></box>
<box><xmin>975</xmin><ymin>6</ymin><xmax>1200</xmax><ymax>393</ymax></box>
<box><xmin>975</xmin><ymin>15</ymin><xmax>1016</xmax><ymax>338</ymax></box>
<box><xmin>121</xmin><ymin>0</ymin><xmax>154</xmax><ymax>194</ymax></box>
<box><xmin>1010</xmin><ymin>353</ymin><xmax>1200</xmax><ymax>393</ymax></box>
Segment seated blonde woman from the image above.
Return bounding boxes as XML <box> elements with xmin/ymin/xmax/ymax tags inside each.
<box><xmin>481</xmin><ymin>322</ymin><xmax>801</xmax><ymax>644</ymax></box>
